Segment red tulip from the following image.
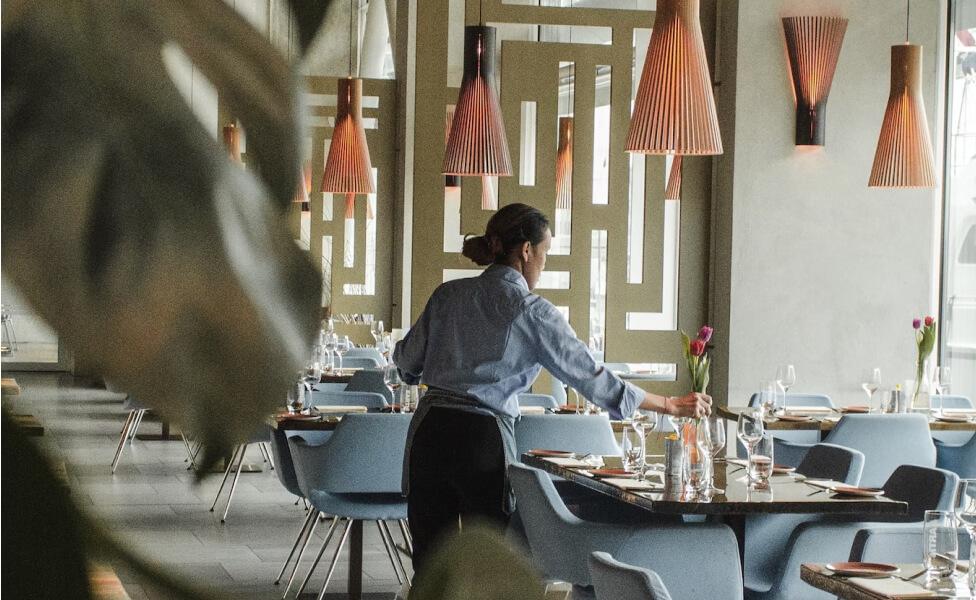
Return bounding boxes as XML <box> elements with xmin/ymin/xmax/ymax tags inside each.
<box><xmin>690</xmin><ymin>339</ymin><xmax>706</xmax><ymax>357</ymax></box>
<box><xmin>924</xmin><ymin>316</ymin><xmax>934</xmax><ymax>327</ymax></box>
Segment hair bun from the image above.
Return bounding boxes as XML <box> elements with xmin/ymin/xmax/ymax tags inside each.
<box><xmin>461</xmin><ymin>235</ymin><xmax>495</xmax><ymax>266</ymax></box>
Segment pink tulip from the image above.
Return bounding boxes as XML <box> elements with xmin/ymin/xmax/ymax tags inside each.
<box><xmin>912</xmin><ymin>318</ymin><xmax>921</xmax><ymax>329</ymax></box>
<box><xmin>698</xmin><ymin>326</ymin><xmax>714</xmax><ymax>343</ymax></box>
<box><xmin>924</xmin><ymin>316</ymin><xmax>934</xmax><ymax>327</ymax></box>
<box><xmin>690</xmin><ymin>339</ymin><xmax>706</xmax><ymax>357</ymax></box>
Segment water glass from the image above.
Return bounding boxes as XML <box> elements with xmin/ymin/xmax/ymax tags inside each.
<box><xmin>286</xmin><ymin>382</ymin><xmax>305</xmax><ymax>414</ymax></box>
<box><xmin>748</xmin><ymin>434</ymin><xmax>774</xmax><ymax>488</ymax></box>
<box><xmin>620</xmin><ymin>427</ymin><xmax>642</xmax><ymax>472</ymax></box>
<box><xmin>922</xmin><ymin>510</ymin><xmax>958</xmax><ymax>579</ymax></box>
<box><xmin>954</xmin><ymin>479</ymin><xmax>976</xmax><ymax>593</ymax></box>
<box><xmin>371</xmin><ymin>320</ymin><xmax>385</xmax><ymax>346</ymax></box>
<box><xmin>704</xmin><ymin>414</ymin><xmax>726</xmax><ymax>491</ymax></box>
<box><xmin>757</xmin><ymin>380</ymin><xmax>781</xmax><ymax>418</ymax></box>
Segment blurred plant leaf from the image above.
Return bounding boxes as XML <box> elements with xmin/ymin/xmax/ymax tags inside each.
<box><xmin>1</xmin><ymin>0</ymin><xmax>321</xmax><ymax>464</ymax></box>
<box><xmin>410</xmin><ymin>523</ymin><xmax>546</xmax><ymax>600</ymax></box>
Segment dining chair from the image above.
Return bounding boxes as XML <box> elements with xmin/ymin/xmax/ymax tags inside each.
<box><xmin>343</xmin><ymin>347</ymin><xmax>386</xmax><ymax>365</ymax></box>
<box><xmin>547</xmin><ymin>375</ymin><xmax>568</xmax><ymax>406</ymax></box>
<box><xmin>314</xmin><ymin>382</ymin><xmax>347</xmax><ymax>393</ymax></box>
<box><xmin>509</xmin><ymin>463</ymin><xmax>743</xmax><ymax>600</ymax></box>
<box><xmin>737</xmin><ymin>393</ymin><xmax>834</xmax><ymax>465</ymax></box>
<box><xmin>588</xmin><ymin>552</ymin><xmax>672</xmax><ymax>600</ymax></box>
<box><xmin>849</xmin><ymin>525</ymin><xmax>972</xmax><ymax>564</ymax></box>
<box><xmin>338</xmin><ymin>356</ymin><xmax>384</xmax><ymax>369</ymax></box>
<box><xmin>514</xmin><ymin>414</ymin><xmax>621</xmax><ymax>457</ymax></box>
<box><xmin>110</xmin><ymin>394</ymin><xmax>149</xmax><ymax>474</ymax></box>
<box><xmin>343</xmin><ymin>369</ymin><xmax>394</xmax><ymax>405</ymax></box>
<box><xmin>935</xmin><ymin>432</ymin><xmax>976</xmax><ymax>478</ymax></box>
<box><xmin>930</xmin><ymin>395</ymin><xmax>974</xmax><ymax>445</ymax></box>
<box><xmin>306</xmin><ymin>390</ymin><xmax>388</xmax><ymax>411</ymax></box>
<box><xmin>289</xmin><ymin>414</ymin><xmax>412</xmax><ymax>600</ymax></box>
<box><xmin>744</xmin><ymin>443</ymin><xmax>865</xmax><ymax>594</ymax></box>
<box><xmin>822</xmin><ymin>414</ymin><xmax>936</xmax><ymax>488</ymax></box>
<box><xmin>209</xmin><ymin>428</ymin><xmax>276</xmax><ymax>523</ymax></box>
<box><xmin>744</xmin><ymin>465</ymin><xmax>959</xmax><ymax>600</ymax></box>
<box><xmin>517</xmin><ymin>393</ymin><xmax>559</xmax><ymax>410</ymax></box>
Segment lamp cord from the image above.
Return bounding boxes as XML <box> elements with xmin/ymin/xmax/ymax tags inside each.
<box><xmin>349</xmin><ymin>0</ymin><xmax>354</xmax><ymax>76</ymax></box>
<box><xmin>905</xmin><ymin>0</ymin><xmax>910</xmax><ymax>42</ymax></box>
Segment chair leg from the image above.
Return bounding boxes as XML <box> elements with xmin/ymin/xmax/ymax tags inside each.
<box><xmin>279</xmin><ymin>511</ymin><xmax>329</xmax><ymax>598</ymax></box>
<box><xmin>294</xmin><ymin>517</ymin><xmax>344</xmax><ymax>599</ymax></box>
<box><xmin>221</xmin><ymin>443</ymin><xmax>249</xmax><ymax>523</ymax></box>
<box><xmin>209</xmin><ymin>444</ymin><xmax>243</xmax><ymax>512</ymax></box>
<box><xmin>260</xmin><ymin>442</ymin><xmax>276</xmax><ymax>470</ymax></box>
<box><xmin>181</xmin><ymin>433</ymin><xmax>196</xmax><ymax>468</ymax></box>
<box><xmin>314</xmin><ymin>519</ymin><xmax>353</xmax><ymax>600</ymax></box>
<box><xmin>111</xmin><ymin>410</ymin><xmax>137</xmax><ymax>473</ymax></box>
<box><xmin>276</xmin><ymin>508</ymin><xmax>317</xmax><ymax>585</ymax></box>
<box><xmin>377</xmin><ymin>521</ymin><xmax>405</xmax><ymax>585</ymax></box>
<box><xmin>128</xmin><ymin>409</ymin><xmax>146</xmax><ymax>442</ymax></box>
<box><xmin>398</xmin><ymin>519</ymin><xmax>414</xmax><ymax>556</ymax></box>
<box><xmin>383</xmin><ymin>520</ymin><xmax>410</xmax><ymax>580</ymax></box>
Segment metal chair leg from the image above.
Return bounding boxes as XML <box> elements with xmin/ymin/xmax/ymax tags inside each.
<box><xmin>276</xmin><ymin>508</ymin><xmax>317</xmax><ymax>584</ymax></box>
<box><xmin>315</xmin><ymin>519</ymin><xmax>353</xmax><ymax>600</ymax></box>
<box><xmin>209</xmin><ymin>444</ymin><xmax>243</xmax><ymax>512</ymax></box>
<box><xmin>221</xmin><ymin>443</ymin><xmax>249</xmax><ymax>522</ymax></box>
<box><xmin>111</xmin><ymin>410</ymin><xmax>136</xmax><ymax>473</ymax></box>
<box><xmin>383</xmin><ymin>520</ymin><xmax>409</xmax><ymax>580</ymax></box>
<box><xmin>398</xmin><ymin>519</ymin><xmax>414</xmax><ymax>555</ymax></box>
<box><xmin>279</xmin><ymin>511</ymin><xmax>330</xmax><ymax>598</ymax></box>
<box><xmin>128</xmin><ymin>409</ymin><xmax>146</xmax><ymax>442</ymax></box>
<box><xmin>263</xmin><ymin>442</ymin><xmax>275</xmax><ymax>470</ymax></box>
<box><xmin>294</xmin><ymin>517</ymin><xmax>344</xmax><ymax>599</ymax></box>
<box><xmin>376</xmin><ymin>521</ymin><xmax>405</xmax><ymax>585</ymax></box>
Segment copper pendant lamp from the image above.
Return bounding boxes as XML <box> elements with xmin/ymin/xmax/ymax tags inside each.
<box><xmin>443</xmin><ymin>25</ymin><xmax>512</xmax><ymax>176</ymax></box>
<box><xmin>782</xmin><ymin>16</ymin><xmax>848</xmax><ymax>146</ymax></box>
<box><xmin>445</xmin><ymin>106</ymin><xmax>461</xmax><ymax>189</ymax></box>
<box><xmin>626</xmin><ymin>0</ymin><xmax>722</xmax><ymax>155</ymax></box>
<box><xmin>868</xmin><ymin>0</ymin><xmax>936</xmax><ymax>188</ymax></box>
<box><xmin>293</xmin><ymin>162</ymin><xmax>311</xmax><ymax>212</ymax></box>
<box><xmin>223</xmin><ymin>122</ymin><xmax>242</xmax><ymax>164</ymax></box>
<box><xmin>664</xmin><ymin>155</ymin><xmax>682</xmax><ymax>200</ymax></box>
<box><xmin>555</xmin><ymin>117</ymin><xmax>573</xmax><ymax>210</ymax></box>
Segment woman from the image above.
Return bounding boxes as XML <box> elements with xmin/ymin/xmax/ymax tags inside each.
<box><xmin>393</xmin><ymin>203</ymin><xmax>711</xmax><ymax>578</ymax></box>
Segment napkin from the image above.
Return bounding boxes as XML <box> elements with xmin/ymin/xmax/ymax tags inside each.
<box><xmin>847</xmin><ymin>577</ymin><xmax>936</xmax><ymax>598</ymax></box>
<box><xmin>604</xmin><ymin>477</ymin><xmax>664</xmax><ymax>491</ymax></box>
<box><xmin>784</xmin><ymin>406</ymin><xmax>834</xmax><ymax>415</ymax></box>
<box><xmin>519</xmin><ymin>406</ymin><xmax>546</xmax><ymax>415</ymax></box>
<box><xmin>546</xmin><ymin>456</ymin><xmax>599</xmax><ymax>468</ymax></box>
<box><xmin>314</xmin><ymin>405</ymin><xmax>368</xmax><ymax>414</ymax></box>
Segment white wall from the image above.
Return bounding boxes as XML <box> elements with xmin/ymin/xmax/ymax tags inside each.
<box><xmin>726</xmin><ymin>0</ymin><xmax>946</xmax><ymax>406</ymax></box>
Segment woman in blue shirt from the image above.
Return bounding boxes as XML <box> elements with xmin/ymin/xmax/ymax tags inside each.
<box><xmin>394</xmin><ymin>203</ymin><xmax>711</xmax><ymax>579</ymax></box>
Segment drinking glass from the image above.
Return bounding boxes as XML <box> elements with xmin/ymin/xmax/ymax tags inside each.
<box><xmin>705</xmin><ymin>414</ymin><xmax>726</xmax><ymax>462</ymax></box>
<box><xmin>384</xmin><ymin>364</ymin><xmax>401</xmax><ymax>412</ymax></box>
<box><xmin>748</xmin><ymin>434</ymin><xmax>774</xmax><ymax>489</ymax></box>
<box><xmin>286</xmin><ymin>381</ymin><xmax>306</xmax><ymax>414</ymax></box>
<box><xmin>620</xmin><ymin>427</ymin><xmax>643</xmax><ymax>472</ymax></box>
<box><xmin>757</xmin><ymin>380</ymin><xmax>781</xmax><ymax>418</ymax></box>
<box><xmin>737</xmin><ymin>408</ymin><xmax>764</xmax><ymax>466</ymax></box>
<box><xmin>323</xmin><ymin>333</ymin><xmax>338</xmax><ymax>371</ymax></box>
<box><xmin>922</xmin><ymin>510</ymin><xmax>958</xmax><ymax>580</ymax></box>
<box><xmin>371</xmin><ymin>320</ymin><xmax>385</xmax><ymax>346</ymax></box>
<box><xmin>776</xmin><ymin>364</ymin><xmax>796</xmax><ymax>396</ymax></box>
<box><xmin>953</xmin><ymin>480</ymin><xmax>976</xmax><ymax>594</ymax></box>
<box><xmin>861</xmin><ymin>367</ymin><xmax>882</xmax><ymax>411</ymax></box>
<box><xmin>631</xmin><ymin>410</ymin><xmax>659</xmax><ymax>481</ymax></box>
<box><xmin>335</xmin><ymin>335</ymin><xmax>351</xmax><ymax>370</ymax></box>
<box><xmin>302</xmin><ymin>348</ymin><xmax>324</xmax><ymax>391</ymax></box>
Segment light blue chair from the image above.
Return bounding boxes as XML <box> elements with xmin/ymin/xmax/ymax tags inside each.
<box><xmin>822</xmin><ymin>414</ymin><xmax>936</xmax><ymax>488</ymax></box>
<box><xmin>744</xmin><ymin>443</ymin><xmax>865</xmax><ymax>594</ymax></box>
<box><xmin>935</xmin><ymin>434</ymin><xmax>976</xmax><ymax>478</ymax></box>
<box><xmin>930</xmin><ymin>395</ymin><xmax>974</xmax><ymax>444</ymax></box>
<box><xmin>850</xmin><ymin>525</ymin><xmax>972</xmax><ymax>563</ymax></box>
<box><xmin>589</xmin><ymin>552</ymin><xmax>672</xmax><ymax>600</ymax></box>
<box><xmin>337</xmin><ymin>355</ymin><xmax>383</xmax><ymax>369</ymax></box>
<box><xmin>514</xmin><ymin>414</ymin><xmax>621</xmax><ymax>457</ymax></box>
<box><xmin>343</xmin><ymin>347</ymin><xmax>385</xmax><ymax>365</ymax></box>
<box><xmin>307</xmin><ymin>389</ymin><xmax>388</xmax><ymax>411</ymax></box>
<box><xmin>510</xmin><ymin>463</ymin><xmax>743</xmax><ymax>599</ymax></box>
<box><xmin>736</xmin><ymin>393</ymin><xmax>834</xmax><ymax>465</ymax></box>
<box><xmin>343</xmin><ymin>368</ymin><xmax>394</xmax><ymax>405</ymax></box>
<box><xmin>745</xmin><ymin>465</ymin><xmax>959</xmax><ymax>600</ymax></box>
<box><xmin>312</xmin><ymin>382</ymin><xmax>347</xmax><ymax>393</ymax></box>
<box><xmin>518</xmin><ymin>393</ymin><xmax>559</xmax><ymax>410</ymax></box>
<box><xmin>291</xmin><ymin>415</ymin><xmax>412</xmax><ymax>600</ymax></box>
<box><xmin>548</xmin><ymin>375</ymin><xmax>568</xmax><ymax>406</ymax></box>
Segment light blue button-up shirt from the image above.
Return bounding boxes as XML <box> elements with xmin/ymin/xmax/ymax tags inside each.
<box><xmin>393</xmin><ymin>264</ymin><xmax>644</xmax><ymax>420</ymax></box>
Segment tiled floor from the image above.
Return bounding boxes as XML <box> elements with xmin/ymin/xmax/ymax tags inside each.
<box><xmin>6</xmin><ymin>373</ymin><xmax>406</xmax><ymax>599</ymax></box>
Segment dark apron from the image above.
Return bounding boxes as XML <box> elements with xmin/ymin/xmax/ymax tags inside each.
<box><xmin>402</xmin><ymin>388</ymin><xmax>518</xmax><ymax>513</ymax></box>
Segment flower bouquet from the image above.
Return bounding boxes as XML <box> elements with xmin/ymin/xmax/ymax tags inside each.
<box><xmin>911</xmin><ymin>316</ymin><xmax>937</xmax><ymax>409</ymax></box>
<box><xmin>680</xmin><ymin>325</ymin><xmax>713</xmax><ymax>394</ymax></box>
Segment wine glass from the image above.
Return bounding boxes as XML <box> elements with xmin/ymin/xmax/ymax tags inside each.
<box><xmin>776</xmin><ymin>365</ymin><xmax>796</xmax><ymax>397</ymax></box>
<box><xmin>620</xmin><ymin>427</ymin><xmax>643</xmax><ymax>473</ymax></box>
<box><xmin>932</xmin><ymin>366</ymin><xmax>951</xmax><ymax>417</ymax></box>
<box><xmin>757</xmin><ymin>380</ymin><xmax>781</xmax><ymax>419</ymax></box>
<box><xmin>737</xmin><ymin>408</ymin><xmax>764</xmax><ymax>468</ymax></box>
<box><xmin>302</xmin><ymin>348</ymin><xmax>324</xmax><ymax>392</ymax></box>
<box><xmin>322</xmin><ymin>332</ymin><xmax>338</xmax><ymax>372</ymax></box>
<box><xmin>861</xmin><ymin>367</ymin><xmax>882</xmax><ymax>412</ymax></box>
<box><xmin>335</xmin><ymin>335</ymin><xmax>351</xmax><ymax>370</ymax></box>
<box><xmin>704</xmin><ymin>414</ymin><xmax>726</xmax><ymax>491</ymax></box>
<box><xmin>371</xmin><ymin>320</ymin><xmax>385</xmax><ymax>346</ymax></box>
<box><xmin>631</xmin><ymin>410</ymin><xmax>659</xmax><ymax>481</ymax></box>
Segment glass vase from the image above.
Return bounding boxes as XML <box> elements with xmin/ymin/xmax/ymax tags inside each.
<box><xmin>911</xmin><ymin>358</ymin><xmax>931</xmax><ymax>411</ymax></box>
<box><xmin>681</xmin><ymin>419</ymin><xmax>711</xmax><ymax>495</ymax></box>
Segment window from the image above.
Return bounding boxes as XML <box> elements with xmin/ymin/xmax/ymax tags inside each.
<box><xmin>939</xmin><ymin>1</ymin><xmax>976</xmax><ymax>401</ymax></box>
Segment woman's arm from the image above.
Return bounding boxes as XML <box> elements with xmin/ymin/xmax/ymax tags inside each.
<box><xmin>392</xmin><ymin>296</ymin><xmax>435</xmax><ymax>385</ymax></box>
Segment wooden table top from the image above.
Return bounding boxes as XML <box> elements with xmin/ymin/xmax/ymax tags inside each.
<box><xmin>522</xmin><ymin>454</ymin><xmax>908</xmax><ymax>516</ymax></box>
<box><xmin>801</xmin><ymin>563</ymin><xmax>972</xmax><ymax>599</ymax></box>
<box><xmin>717</xmin><ymin>405</ymin><xmax>976</xmax><ymax>432</ymax></box>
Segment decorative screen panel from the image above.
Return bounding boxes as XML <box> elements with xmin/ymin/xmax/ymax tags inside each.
<box><xmin>409</xmin><ymin>0</ymin><xmax>712</xmax><ymax>394</ymax></box>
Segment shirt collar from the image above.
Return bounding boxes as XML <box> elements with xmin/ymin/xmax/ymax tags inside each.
<box><xmin>482</xmin><ymin>264</ymin><xmax>529</xmax><ymax>292</ymax></box>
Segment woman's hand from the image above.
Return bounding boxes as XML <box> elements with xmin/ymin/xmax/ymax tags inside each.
<box><xmin>665</xmin><ymin>392</ymin><xmax>712</xmax><ymax>418</ymax></box>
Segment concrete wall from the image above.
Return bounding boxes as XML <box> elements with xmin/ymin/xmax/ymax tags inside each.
<box><xmin>719</xmin><ymin>0</ymin><xmax>947</xmax><ymax>406</ymax></box>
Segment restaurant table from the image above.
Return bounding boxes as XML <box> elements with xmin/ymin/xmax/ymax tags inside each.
<box><xmin>801</xmin><ymin>562</ymin><xmax>973</xmax><ymax>599</ymax></box>
<box><xmin>716</xmin><ymin>405</ymin><xmax>976</xmax><ymax>432</ymax></box>
<box><xmin>522</xmin><ymin>453</ymin><xmax>908</xmax><ymax>571</ymax></box>
<box><xmin>319</xmin><ymin>369</ymin><xmax>362</xmax><ymax>385</ymax></box>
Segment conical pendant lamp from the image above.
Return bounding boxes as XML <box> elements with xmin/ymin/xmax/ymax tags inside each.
<box><xmin>664</xmin><ymin>155</ymin><xmax>682</xmax><ymax>200</ymax></box>
<box><xmin>626</xmin><ymin>0</ymin><xmax>722</xmax><ymax>155</ymax></box>
<box><xmin>223</xmin><ymin>122</ymin><xmax>243</xmax><ymax>164</ymax></box>
<box><xmin>868</xmin><ymin>43</ymin><xmax>936</xmax><ymax>187</ymax></box>
<box><xmin>443</xmin><ymin>25</ymin><xmax>512</xmax><ymax>176</ymax></box>
<box><xmin>322</xmin><ymin>77</ymin><xmax>375</xmax><ymax>196</ymax></box>
<box><xmin>293</xmin><ymin>162</ymin><xmax>311</xmax><ymax>212</ymax></box>
<box><xmin>782</xmin><ymin>16</ymin><xmax>848</xmax><ymax>146</ymax></box>
<box><xmin>555</xmin><ymin>117</ymin><xmax>574</xmax><ymax>210</ymax></box>
<box><xmin>481</xmin><ymin>176</ymin><xmax>498</xmax><ymax>210</ymax></box>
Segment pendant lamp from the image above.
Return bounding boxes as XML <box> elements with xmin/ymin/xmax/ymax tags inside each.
<box><xmin>481</xmin><ymin>176</ymin><xmax>498</xmax><ymax>210</ymax></box>
<box><xmin>445</xmin><ymin>106</ymin><xmax>461</xmax><ymax>189</ymax></box>
<box><xmin>626</xmin><ymin>0</ymin><xmax>722</xmax><ymax>155</ymax></box>
<box><xmin>782</xmin><ymin>16</ymin><xmax>848</xmax><ymax>146</ymax></box>
<box><xmin>555</xmin><ymin>117</ymin><xmax>573</xmax><ymax>210</ymax></box>
<box><xmin>293</xmin><ymin>162</ymin><xmax>311</xmax><ymax>212</ymax></box>
<box><xmin>868</xmin><ymin>44</ymin><xmax>936</xmax><ymax>187</ymax></box>
<box><xmin>223</xmin><ymin>122</ymin><xmax>242</xmax><ymax>164</ymax></box>
<box><xmin>443</xmin><ymin>25</ymin><xmax>512</xmax><ymax>176</ymax></box>
<box><xmin>664</xmin><ymin>155</ymin><xmax>682</xmax><ymax>200</ymax></box>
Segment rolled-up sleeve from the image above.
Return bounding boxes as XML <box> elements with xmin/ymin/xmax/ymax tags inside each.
<box><xmin>526</xmin><ymin>301</ymin><xmax>643</xmax><ymax>420</ymax></box>
<box><xmin>393</xmin><ymin>297</ymin><xmax>434</xmax><ymax>385</ymax></box>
